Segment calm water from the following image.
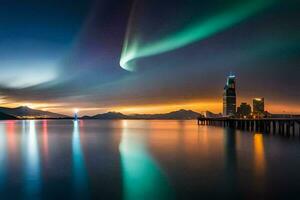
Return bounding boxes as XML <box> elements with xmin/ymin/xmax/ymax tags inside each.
<box><xmin>0</xmin><ymin>120</ymin><xmax>300</xmax><ymax>199</ymax></box>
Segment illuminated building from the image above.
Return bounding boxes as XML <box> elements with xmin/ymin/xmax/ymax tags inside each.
<box><xmin>237</xmin><ymin>103</ymin><xmax>251</xmax><ymax>118</ymax></box>
<box><xmin>253</xmin><ymin>98</ymin><xmax>265</xmax><ymax>118</ymax></box>
<box><xmin>223</xmin><ymin>74</ymin><xmax>236</xmax><ymax>117</ymax></box>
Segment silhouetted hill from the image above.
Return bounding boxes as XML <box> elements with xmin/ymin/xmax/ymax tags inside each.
<box><xmin>93</xmin><ymin>112</ymin><xmax>128</xmax><ymax>119</ymax></box>
<box><xmin>0</xmin><ymin>111</ymin><xmax>17</xmax><ymax>120</ymax></box>
<box><xmin>81</xmin><ymin>115</ymin><xmax>93</xmax><ymax>119</ymax></box>
<box><xmin>89</xmin><ymin>109</ymin><xmax>202</xmax><ymax>120</ymax></box>
<box><xmin>130</xmin><ymin>109</ymin><xmax>201</xmax><ymax>119</ymax></box>
<box><xmin>0</xmin><ymin>106</ymin><xmax>69</xmax><ymax>119</ymax></box>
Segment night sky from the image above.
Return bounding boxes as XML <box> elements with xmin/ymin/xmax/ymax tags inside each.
<box><xmin>0</xmin><ymin>0</ymin><xmax>299</xmax><ymax>115</ymax></box>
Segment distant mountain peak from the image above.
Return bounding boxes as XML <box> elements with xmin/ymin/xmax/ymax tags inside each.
<box><xmin>17</xmin><ymin>106</ymin><xmax>31</xmax><ymax>110</ymax></box>
<box><xmin>91</xmin><ymin>109</ymin><xmax>202</xmax><ymax>120</ymax></box>
<box><xmin>0</xmin><ymin>106</ymin><xmax>69</xmax><ymax>119</ymax></box>
<box><xmin>170</xmin><ymin>109</ymin><xmax>194</xmax><ymax>113</ymax></box>
<box><xmin>93</xmin><ymin>111</ymin><xmax>127</xmax><ymax>119</ymax></box>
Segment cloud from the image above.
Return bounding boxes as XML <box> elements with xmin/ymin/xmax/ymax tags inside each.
<box><xmin>0</xmin><ymin>0</ymin><xmax>299</xmax><ymax>114</ymax></box>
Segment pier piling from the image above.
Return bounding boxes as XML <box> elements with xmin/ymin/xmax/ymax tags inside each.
<box><xmin>197</xmin><ymin>117</ymin><xmax>300</xmax><ymax>136</ymax></box>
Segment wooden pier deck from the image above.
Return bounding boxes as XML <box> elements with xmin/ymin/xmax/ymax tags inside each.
<box><xmin>197</xmin><ymin>117</ymin><xmax>300</xmax><ymax>136</ymax></box>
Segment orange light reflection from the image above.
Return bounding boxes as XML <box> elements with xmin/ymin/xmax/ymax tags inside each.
<box><xmin>6</xmin><ymin>121</ymin><xmax>17</xmax><ymax>159</ymax></box>
<box><xmin>42</xmin><ymin>120</ymin><xmax>49</xmax><ymax>159</ymax></box>
<box><xmin>253</xmin><ymin>133</ymin><xmax>266</xmax><ymax>177</ymax></box>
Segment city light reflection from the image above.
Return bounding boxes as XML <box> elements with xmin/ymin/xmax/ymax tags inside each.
<box><xmin>23</xmin><ymin>120</ymin><xmax>41</xmax><ymax>196</ymax></box>
<box><xmin>72</xmin><ymin>120</ymin><xmax>88</xmax><ymax>197</ymax></box>
<box><xmin>253</xmin><ymin>133</ymin><xmax>266</xmax><ymax>177</ymax></box>
<box><xmin>7</xmin><ymin>121</ymin><xmax>17</xmax><ymax>159</ymax></box>
<box><xmin>42</xmin><ymin>120</ymin><xmax>49</xmax><ymax>160</ymax></box>
<box><xmin>119</xmin><ymin>120</ymin><xmax>173</xmax><ymax>200</ymax></box>
<box><xmin>224</xmin><ymin>128</ymin><xmax>238</xmax><ymax>194</ymax></box>
<box><xmin>0</xmin><ymin>122</ymin><xmax>7</xmax><ymax>188</ymax></box>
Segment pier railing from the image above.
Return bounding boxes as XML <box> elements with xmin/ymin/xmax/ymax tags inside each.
<box><xmin>197</xmin><ymin>117</ymin><xmax>300</xmax><ymax>136</ymax></box>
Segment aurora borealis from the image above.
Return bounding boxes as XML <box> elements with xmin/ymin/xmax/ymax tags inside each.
<box><xmin>120</xmin><ymin>0</ymin><xmax>277</xmax><ymax>71</ymax></box>
<box><xmin>0</xmin><ymin>0</ymin><xmax>299</xmax><ymax>115</ymax></box>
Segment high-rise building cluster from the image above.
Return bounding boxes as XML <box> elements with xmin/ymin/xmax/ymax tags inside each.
<box><xmin>223</xmin><ymin>75</ymin><xmax>266</xmax><ymax>118</ymax></box>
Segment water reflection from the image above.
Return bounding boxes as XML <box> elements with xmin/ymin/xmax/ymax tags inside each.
<box><xmin>7</xmin><ymin>121</ymin><xmax>17</xmax><ymax>159</ymax></box>
<box><xmin>42</xmin><ymin>120</ymin><xmax>49</xmax><ymax>161</ymax></box>
<box><xmin>253</xmin><ymin>134</ymin><xmax>266</xmax><ymax>175</ymax></box>
<box><xmin>119</xmin><ymin>120</ymin><xmax>173</xmax><ymax>200</ymax></box>
<box><xmin>0</xmin><ymin>122</ymin><xmax>7</xmax><ymax>188</ymax></box>
<box><xmin>23</xmin><ymin>120</ymin><xmax>41</xmax><ymax>196</ymax></box>
<box><xmin>253</xmin><ymin>133</ymin><xmax>266</xmax><ymax>192</ymax></box>
<box><xmin>224</xmin><ymin>128</ymin><xmax>239</xmax><ymax>197</ymax></box>
<box><xmin>72</xmin><ymin>120</ymin><xmax>88</xmax><ymax>197</ymax></box>
<box><xmin>0</xmin><ymin>119</ymin><xmax>298</xmax><ymax>199</ymax></box>
<box><xmin>224</xmin><ymin>128</ymin><xmax>237</xmax><ymax>172</ymax></box>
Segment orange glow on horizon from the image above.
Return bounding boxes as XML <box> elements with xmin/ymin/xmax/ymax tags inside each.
<box><xmin>114</xmin><ymin>101</ymin><xmax>222</xmax><ymax>114</ymax></box>
<box><xmin>0</xmin><ymin>99</ymin><xmax>299</xmax><ymax>116</ymax></box>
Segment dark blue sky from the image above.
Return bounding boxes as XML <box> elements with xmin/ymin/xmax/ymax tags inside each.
<box><xmin>0</xmin><ymin>0</ymin><xmax>299</xmax><ymax>114</ymax></box>
<box><xmin>0</xmin><ymin>1</ymin><xmax>90</xmax><ymax>54</ymax></box>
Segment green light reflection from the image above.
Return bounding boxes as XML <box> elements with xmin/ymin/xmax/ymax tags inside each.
<box><xmin>119</xmin><ymin>121</ymin><xmax>174</xmax><ymax>200</ymax></box>
<box><xmin>72</xmin><ymin>120</ymin><xmax>89</xmax><ymax>197</ymax></box>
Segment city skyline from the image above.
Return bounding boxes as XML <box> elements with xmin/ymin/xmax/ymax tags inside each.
<box><xmin>0</xmin><ymin>74</ymin><xmax>297</xmax><ymax>117</ymax></box>
<box><xmin>0</xmin><ymin>1</ymin><xmax>300</xmax><ymax>199</ymax></box>
<box><xmin>0</xmin><ymin>0</ymin><xmax>299</xmax><ymax>115</ymax></box>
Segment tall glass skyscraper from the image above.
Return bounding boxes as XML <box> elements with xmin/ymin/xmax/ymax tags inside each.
<box><xmin>223</xmin><ymin>74</ymin><xmax>236</xmax><ymax>117</ymax></box>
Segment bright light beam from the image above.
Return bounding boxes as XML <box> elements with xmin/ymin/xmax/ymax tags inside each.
<box><xmin>120</xmin><ymin>0</ymin><xmax>277</xmax><ymax>71</ymax></box>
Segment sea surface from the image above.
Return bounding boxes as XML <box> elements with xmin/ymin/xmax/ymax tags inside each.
<box><xmin>0</xmin><ymin>119</ymin><xmax>300</xmax><ymax>199</ymax></box>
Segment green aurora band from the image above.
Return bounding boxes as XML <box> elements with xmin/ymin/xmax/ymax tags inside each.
<box><xmin>120</xmin><ymin>0</ymin><xmax>277</xmax><ymax>71</ymax></box>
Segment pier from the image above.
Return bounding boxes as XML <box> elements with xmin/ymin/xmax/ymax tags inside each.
<box><xmin>197</xmin><ymin>117</ymin><xmax>300</xmax><ymax>136</ymax></box>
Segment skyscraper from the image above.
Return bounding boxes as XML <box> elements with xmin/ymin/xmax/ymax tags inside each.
<box><xmin>223</xmin><ymin>74</ymin><xmax>236</xmax><ymax>117</ymax></box>
<box><xmin>253</xmin><ymin>98</ymin><xmax>265</xmax><ymax>118</ymax></box>
<box><xmin>237</xmin><ymin>102</ymin><xmax>251</xmax><ymax>118</ymax></box>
